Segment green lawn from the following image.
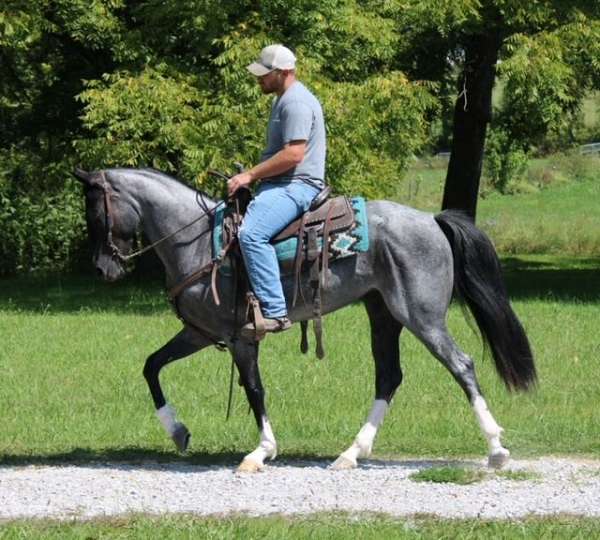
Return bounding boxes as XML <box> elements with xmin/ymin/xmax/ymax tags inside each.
<box><xmin>1</xmin><ymin>163</ymin><xmax>599</xmax><ymax>534</ymax></box>
<box><xmin>2</xmin><ymin>514</ymin><xmax>600</xmax><ymax>539</ymax></box>
<box><xmin>0</xmin><ymin>255</ymin><xmax>598</xmax><ymax>464</ymax></box>
<box><xmin>403</xmin><ymin>153</ymin><xmax>600</xmax><ymax>256</ymax></box>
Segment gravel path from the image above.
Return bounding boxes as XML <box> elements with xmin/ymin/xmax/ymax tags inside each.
<box><xmin>1</xmin><ymin>457</ymin><xmax>599</xmax><ymax>521</ymax></box>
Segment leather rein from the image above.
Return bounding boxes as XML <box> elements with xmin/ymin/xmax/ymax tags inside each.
<box><xmin>98</xmin><ymin>170</ymin><xmax>222</xmax><ymax>264</ymax></box>
<box><xmin>97</xmin><ymin>170</ymin><xmax>227</xmax><ymax>350</ymax></box>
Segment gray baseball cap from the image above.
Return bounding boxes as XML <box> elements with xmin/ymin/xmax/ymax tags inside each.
<box><xmin>247</xmin><ymin>44</ymin><xmax>296</xmax><ymax>76</ymax></box>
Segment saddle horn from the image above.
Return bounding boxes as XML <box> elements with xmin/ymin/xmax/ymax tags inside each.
<box><xmin>72</xmin><ymin>167</ymin><xmax>95</xmax><ymax>185</ymax></box>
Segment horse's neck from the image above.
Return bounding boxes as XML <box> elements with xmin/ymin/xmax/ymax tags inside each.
<box><xmin>127</xmin><ymin>172</ymin><xmax>215</xmax><ymax>284</ymax></box>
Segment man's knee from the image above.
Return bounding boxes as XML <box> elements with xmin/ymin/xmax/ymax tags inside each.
<box><xmin>239</xmin><ymin>224</ymin><xmax>266</xmax><ymax>249</ymax></box>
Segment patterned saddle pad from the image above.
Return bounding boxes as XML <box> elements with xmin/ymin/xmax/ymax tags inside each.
<box><xmin>212</xmin><ymin>196</ymin><xmax>369</xmax><ymax>275</ymax></box>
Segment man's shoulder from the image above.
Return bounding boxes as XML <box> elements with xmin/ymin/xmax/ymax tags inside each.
<box><xmin>280</xmin><ymin>82</ymin><xmax>322</xmax><ymax>111</ymax></box>
<box><xmin>280</xmin><ymin>81</ymin><xmax>317</xmax><ymax>102</ymax></box>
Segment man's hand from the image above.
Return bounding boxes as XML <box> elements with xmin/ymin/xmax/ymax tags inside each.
<box><xmin>227</xmin><ymin>172</ymin><xmax>254</xmax><ymax>198</ymax></box>
<box><xmin>226</xmin><ymin>141</ymin><xmax>306</xmax><ymax>197</ymax></box>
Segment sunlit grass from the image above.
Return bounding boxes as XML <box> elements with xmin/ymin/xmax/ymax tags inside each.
<box><xmin>2</xmin><ymin>514</ymin><xmax>600</xmax><ymax>539</ymax></box>
<box><xmin>402</xmin><ymin>153</ymin><xmax>600</xmax><ymax>257</ymax></box>
<box><xmin>1</xmin><ymin>255</ymin><xmax>599</xmax><ymax>464</ymax></box>
<box><xmin>409</xmin><ymin>466</ymin><xmax>486</xmax><ymax>485</ymax></box>
<box><xmin>496</xmin><ymin>469</ymin><xmax>541</xmax><ymax>482</ymax></box>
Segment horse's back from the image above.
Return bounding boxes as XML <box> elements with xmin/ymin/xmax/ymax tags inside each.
<box><xmin>366</xmin><ymin>200</ymin><xmax>451</xmax><ymax>261</ymax></box>
<box><xmin>364</xmin><ymin>200</ymin><xmax>454</xmax><ymax>323</ymax></box>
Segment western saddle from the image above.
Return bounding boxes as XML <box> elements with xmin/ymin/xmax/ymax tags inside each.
<box><xmin>218</xmin><ymin>184</ymin><xmax>357</xmax><ymax>357</ymax></box>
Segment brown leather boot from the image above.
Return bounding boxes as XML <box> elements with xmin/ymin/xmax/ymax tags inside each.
<box><xmin>240</xmin><ymin>316</ymin><xmax>292</xmax><ymax>340</ymax></box>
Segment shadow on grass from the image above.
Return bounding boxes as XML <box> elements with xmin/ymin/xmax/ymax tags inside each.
<box><xmin>1</xmin><ymin>255</ymin><xmax>598</xmax><ymax>314</ymax></box>
<box><xmin>0</xmin><ymin>447</ymin><xmax>480</xmax><ymax>471</ymax></box>
<box><xmin>0</xmin><ymin>272</ymin><xmax>167</xmax><ymax>315</ymax></box>
<box><xmin>0</xmin><ymin>448</ymin><xmax>329</xmax><ymax>469</ymax></box>
<box><xmin>502</xmin><ymin>256</ymin><xmax>600</xmax><ymax>302</ymax></box>
<box><xmin>0</xmin><ymin>448</ymin><xmax>245</xmax><ymax>469</ymax></box>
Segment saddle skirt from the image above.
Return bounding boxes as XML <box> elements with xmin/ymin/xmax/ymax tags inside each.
<box><xmin>212</xmin><ymin>195</ymin><xmax>369</xmax><ymax>276</ymax></box>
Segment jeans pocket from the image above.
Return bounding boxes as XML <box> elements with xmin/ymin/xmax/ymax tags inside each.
<box><xmin>285</xmin><ymin>182</ymin><xmax>319</xmax><ymax>212</ymax></box>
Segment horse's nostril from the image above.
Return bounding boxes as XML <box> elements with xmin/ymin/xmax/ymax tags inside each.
<box><xmin>96</xmin><ymin>267</ymin><xmax>104</xmax><ymax>277</ymax></box>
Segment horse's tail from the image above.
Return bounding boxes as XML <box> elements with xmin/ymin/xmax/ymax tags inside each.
<box><xmin>434</xmin><ymin>209</ymin><xmax>536</xmax><ymax>391</ymax></box>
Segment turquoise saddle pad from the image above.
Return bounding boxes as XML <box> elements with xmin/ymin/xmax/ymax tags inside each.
<box><xmin>213</xmin><ymin>197</ymin><xmax>369</xmax><ymax>271</ymax></box>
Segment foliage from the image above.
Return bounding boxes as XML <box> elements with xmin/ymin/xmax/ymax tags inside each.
<box><xmin>483</xmin><ymin>128</ymin><xmax>529</xmax><ymax>194</ymax></box>
<box><xmin>1</xmin><ymin>0</ymin><xmax>599</xmax><ymax>273</ymax></box>
<box><xmin>0</xmin><ymin>178</ymin><xmax>85</xmax><ymax>275</ymax></box>
<box><xmin>498</xmin><ymin>18</ymin><xmax>600</xmax><ymax>152</ymax></box>
<box><xmin>75</xmin><ymin>66</ymin><xmax>207</xmax><ymax>173</ymax></box>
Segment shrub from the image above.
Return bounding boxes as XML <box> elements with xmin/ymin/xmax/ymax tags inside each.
<box><xmin>0</xmin><ymin>181</ymin><xmax>85</xmax><ymax>276</ymax></box>
<box><xmin>484</xmin><ymin>128</ymin><xmax>530</xmax><ymax>194</ymax></box>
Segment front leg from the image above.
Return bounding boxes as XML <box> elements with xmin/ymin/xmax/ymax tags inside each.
<box><xmin>332</xmin><ymin>399</ymin><xmax>389</xmax><ymax>469</ymax></box>
<box><xmin>233</xmin><ymin>339</ymin><xmax>277</xmax><ymax>472</ymax></box>
<box><xmin>143</xmin><ymin>328</ymin><xmax>210</xmax><ymax>452</ymax></box>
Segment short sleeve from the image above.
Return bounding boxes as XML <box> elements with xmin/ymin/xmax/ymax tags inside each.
<box><xmin>280</xmin><ymin>101</ymin><xmax>313</xmax><ymax>143</ymax></box>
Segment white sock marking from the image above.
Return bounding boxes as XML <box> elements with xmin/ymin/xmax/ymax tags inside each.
<box><xmin>244</xmin><ymin>417</ymin><xmax>277</xmax><ymax>466</ymax></box>
<box><xmin>340</xmin><ymin>399</ymin><xmax>389</xmax><ymax>463</ymax></box>
<box><xmin>156</xmin><ymin>403</ymin><xmax>178</xmax><ymax>436</ymax></box>
<box><xmin>472</xmin><ymin>396</ymin><xmax>504</xmax><ymax>452</ymax></box>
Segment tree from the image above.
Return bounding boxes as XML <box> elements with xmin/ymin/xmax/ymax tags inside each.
<box><xmin>1</xmin><ymin>0</ymin><xmax>599</xmax><ymax>273</ymax></box>
<box><xmin>397</xmin><ymin>1</ymin><xmax>600</xmax><ymax>219</ymax></box>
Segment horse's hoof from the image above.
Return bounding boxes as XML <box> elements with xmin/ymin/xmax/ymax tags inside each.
<box><xmin>488</xmin><ymin>448</ymin><xmax>510</xmax><ymax>469</ymax></box>
<box><xmin>171</xmin><ymin>423</ymin><xmax>191</xmax><ymax>453</ymax></box>
<box><xmin>330</xmin><ymin>455</ymin><xmax>357</xmax><ymax>470</ymax></box>
<box><xmin>237</xmin><ymin>458</ymin><xmax>262</xmax><ymax>473</ymax></box>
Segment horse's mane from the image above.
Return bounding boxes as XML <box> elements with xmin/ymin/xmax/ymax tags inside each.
<box><xmin>120</xmin><ymin>167</ymin><xmax>217</xmax><ymax>202</ymax></box>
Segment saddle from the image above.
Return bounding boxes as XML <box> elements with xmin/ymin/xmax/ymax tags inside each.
<box><xmin>219</xmin><ymin>186</ymin><xmax>357</xmax><ymax>357</ymax></box>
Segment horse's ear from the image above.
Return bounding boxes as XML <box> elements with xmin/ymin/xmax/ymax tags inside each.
<box><xmin>72</xmin><ymin>167</ymin><xmax>94</xmax><ymax>185</ymax></box>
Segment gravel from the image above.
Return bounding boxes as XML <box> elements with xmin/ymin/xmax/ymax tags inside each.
<box><xmin>1</xmin><ymin>457</ymin><xmax>599</xmax><ymax>521</ymax></box>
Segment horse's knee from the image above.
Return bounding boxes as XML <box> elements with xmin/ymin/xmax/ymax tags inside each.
<box><xmin>143</xmin><ymin>353</ymin><xmax>159</xmax><ymax>381</ymax></box>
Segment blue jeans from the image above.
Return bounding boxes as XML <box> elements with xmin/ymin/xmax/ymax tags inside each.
<box><xmin>239</xmin><ymin>181</ymin><xmax>320</xmax><ymax>318</ymax></box>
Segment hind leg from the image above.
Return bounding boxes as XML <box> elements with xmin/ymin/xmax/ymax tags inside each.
<box><xmin>331</xmin><ymin>292</ymin><xmax>403</xmax><ymax>470</ymax></box>
<box><xmin>415</xmin><ymin>324</ymin><xmax>510</xmax><ymax>468</ymax></box>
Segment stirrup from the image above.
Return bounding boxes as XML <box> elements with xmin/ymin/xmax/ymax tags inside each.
<box><xmin>240</xmin><ymin>317</ymin><xmax>291</xmax><ymax>340</ymax></box>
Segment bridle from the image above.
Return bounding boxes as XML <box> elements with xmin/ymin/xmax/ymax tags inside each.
<box><xmin>96</xmin><ymin>171</ymin><xmax>224</xmax><ymax>264</ymax></box>
<box><xmin>93</xmin><ymin>170</ymin><xmax>232</xmax><ymax>352</ymax></box>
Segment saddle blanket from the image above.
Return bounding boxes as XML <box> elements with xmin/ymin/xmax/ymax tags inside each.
<box><xmin>212</xmin><ymin>197</ymin><xmax>369</xmax><ymax>273</ymax></box>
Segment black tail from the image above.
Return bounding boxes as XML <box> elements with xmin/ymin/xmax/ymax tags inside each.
<box><xmin>434</xmin><ymin>209</ymin><xmax>536</xmax><ymax>391</ymax></box>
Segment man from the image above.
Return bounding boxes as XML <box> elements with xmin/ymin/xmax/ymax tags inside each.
<box><xmin>227</xmin><ymin>44</ymin><xmax>326</xmax><ymax>337</ymax></box>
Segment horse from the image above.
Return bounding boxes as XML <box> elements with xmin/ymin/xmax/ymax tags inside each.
<box><xmin>73</xmin><ymin>167</ymin><xmax>536</xmax><ymax>472</ymax></box>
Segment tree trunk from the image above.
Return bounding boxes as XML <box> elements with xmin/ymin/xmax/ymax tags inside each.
<box><xmin>442</xmin><ymin>32</ymin><xmax>502</xmax><ymax>221</ymax></box>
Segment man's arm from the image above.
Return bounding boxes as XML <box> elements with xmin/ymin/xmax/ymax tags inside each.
<box><xmin>227</xmin><ymin>140</ymin><xmax>306</xmax><ymax>197</ymax></box>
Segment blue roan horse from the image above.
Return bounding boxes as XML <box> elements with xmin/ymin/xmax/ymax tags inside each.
<box><xmin>74</xmin><ymin>167</ymin><xmax>536</xmax><ymax>472</ymax></box>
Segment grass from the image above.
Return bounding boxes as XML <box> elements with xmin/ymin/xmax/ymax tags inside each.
<box><xmin>0</xmin><ymin>253</ymin><xmax>599</xmax><ymax>464</ymax></box>
<box><xmin>402</xmin><ymin>153</ymin><xmax>600</xmax><ymax>256</ymax></box>
<box><xmin>496</xmin><ymin>469</ymin><xmax>541</xmax><ymax>482</ymax></box>
<box><xmin>409</xmin><ymin>466</ymin><xmax>485</xmax><ymax>485</ymax></box>
<box><xmin>2</xmin><ymin>514</ymin><xmax>600</xmax><ymax>539</ymax></box>
<box><xmin>582</xmin><ymin>90</ymin><xmax>599</xmax><ymax>129</ymax></box>
<box><xmin>408</xmin><ymin>466</ymin><xmax>541</xmax><ymax>485</ymax></box>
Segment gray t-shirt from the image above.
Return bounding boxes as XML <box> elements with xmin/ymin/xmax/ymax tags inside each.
<box><xmin>260</xmin><ymin>81</ymin><xmax>326</xmax><ymax>189</ymax></box>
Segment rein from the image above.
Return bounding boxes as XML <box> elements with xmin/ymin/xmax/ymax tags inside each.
<box><xmin>98</xmin><ymin>170</ymin><xmax>225</xmax><ymax>263</ymax></box>
<box><xmin>97</xmin><ymin>170</ymin><xmax>229</xmax><ymax>351</ymax></box>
